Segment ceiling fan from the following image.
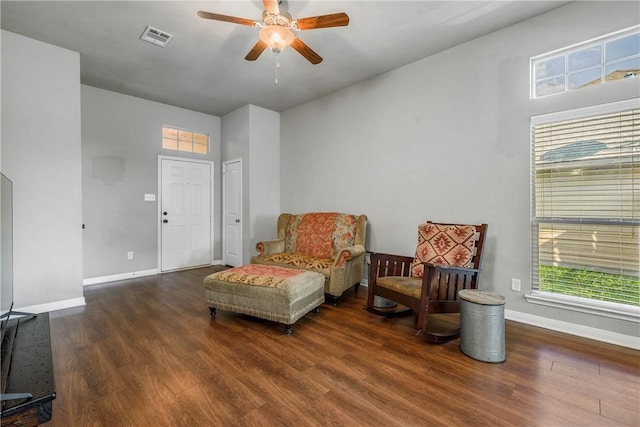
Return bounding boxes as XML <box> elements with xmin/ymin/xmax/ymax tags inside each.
<box><xmin>197</xmin><ymin>0</ymin><xmax>349</xmax><ymax>64</ymax></box>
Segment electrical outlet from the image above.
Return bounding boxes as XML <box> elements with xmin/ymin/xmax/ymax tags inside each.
<box><xmin>511</xmin><ymin>278</ymin><xmax>521</xmax><ymax>292</ymax></box>
<box><xmin>127</xmin><ymin>251</ymin><xmax>134</xmax><ymax>260</ymax></box>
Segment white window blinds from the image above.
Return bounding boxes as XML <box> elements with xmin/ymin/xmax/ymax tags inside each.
<box><xmin>531</xmin><ymin>99</ymin><xmax>639</xmax><ymax>309</ymax></box>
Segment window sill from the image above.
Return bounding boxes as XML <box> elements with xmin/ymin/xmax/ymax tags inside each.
<box><xmin>525</xmin><ymin>291</ymin><xmax>640</xmax><ymax>323</ymax></box>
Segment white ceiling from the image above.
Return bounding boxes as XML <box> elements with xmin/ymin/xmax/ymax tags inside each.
<box><xmin>1</xmin><ymin>1</ymin><xmax>569</xmax><ymax>117</ymax></box>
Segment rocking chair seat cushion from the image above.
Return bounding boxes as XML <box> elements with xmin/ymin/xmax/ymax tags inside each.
<box><xmin>377</xmin><ymin>276</ymin><xmax>422</xmax><ymax>299</ymax></box>
<box><xmin>412</xmin><ymin>223</ymin><xmax>476</xmax><ymax>278</ymax></box>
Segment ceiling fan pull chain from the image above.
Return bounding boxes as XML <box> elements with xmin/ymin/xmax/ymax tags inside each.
<box><xmin>274</xmin><ymin>53</ymin><xmax>280</xmax><ymax>85</ymax></box>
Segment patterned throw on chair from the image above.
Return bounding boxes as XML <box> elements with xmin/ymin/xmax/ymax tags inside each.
<box><xmin>260</xmin><ymin>213</ymin><xmax>359</xmax><ymax>277</ymax></box>
<box><xmin>411</xmin><ymin>223</ymin><xmax>476</xmax><ymax>278</ymax></box>
<box><xmin>284</xmin><ymin>213</ymin><xmax>357</xmax><ymax>260</ymax></box>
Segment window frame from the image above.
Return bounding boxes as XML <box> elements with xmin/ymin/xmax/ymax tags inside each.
<box><xmin>162</xmin><ymin>125</ymin><xmax>209</xmax><ymax>155</ymax></box>
<box><xmin>527</xmin><ymin>98</ymin><xmax>640</xmax><ymax>322</ymax></box>
<box><xmin>531</xmin><ymin>26</ymin><xmax>639</xmax><ymax>98</ymax></box>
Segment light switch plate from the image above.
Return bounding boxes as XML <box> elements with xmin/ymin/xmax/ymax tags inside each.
<box><xmin>144</xmin><ymin>193</ymin><xmax>156</xmax><ymax>201</ymax></box>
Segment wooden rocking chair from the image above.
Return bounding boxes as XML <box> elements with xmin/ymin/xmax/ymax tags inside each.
<box><xmin>366</xmin><ymin>222</ymin><xmax>487</xmax><ymax>343</ymax></box>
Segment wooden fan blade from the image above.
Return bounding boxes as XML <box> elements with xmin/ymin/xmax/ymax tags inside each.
<box><xmin>295</xmin><ymin>13</ymin><xmax>349</xmax><ymax>30</ymax></box>
<box><xmin>245</xmin><ymin>40</ymin><xmax>268</xmax><ymax>61</ymax></box>
<box><xmin>291</xmin><ymin>38</ymin><xmax>322</xmax><ymax>64</ymax></box>
<box><xmin>197</xmin><ymin>11</ymin><xmax>256</xmax><ymax>27</ymax></box>
<box><xmin>263</xmin><ymin>0</ymin><xmax>280</xmax><ymax>15</ymax></box>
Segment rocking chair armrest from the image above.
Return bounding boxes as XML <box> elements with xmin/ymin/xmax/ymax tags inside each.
<box><xmin>421</xmin><ymin>262</ymin><xmax>481</xmax><ymax>275</ymax></box>
<box><xmin>255</xmin><ymin>239</ymin><xmax>285</xmax><ymax>256</ymax></box>
<box><xmin>421</xmin><ymin>263</ymin><xmax>483</xmax><ymax>299</ymax></box>
<box><xmin>370</xmin><ymin>252</ymin><xmax>414</xmax><ymax>265</ymax></box>
<box><xmin>369</xmin><ymin>252</ymin><xmax>414</xmax><ymax>281</ymax></box>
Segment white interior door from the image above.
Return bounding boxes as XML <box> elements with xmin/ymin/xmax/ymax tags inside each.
<box><xmin>160</xmin><ymin>158</ymin><xmax>212</xmax><ymax>271</ymax></box>
<box><xmin>223</xmin><ymin>159</ymin><xmax>242</xmax><ymax>267</ymax></box>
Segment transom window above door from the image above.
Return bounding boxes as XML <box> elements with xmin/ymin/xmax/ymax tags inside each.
<box><xmin>162</xmin><ymin>126</ymin><xmax>208</xmax><ymax>154</ymax></box>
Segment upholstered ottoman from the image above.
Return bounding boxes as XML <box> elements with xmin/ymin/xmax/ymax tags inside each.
<box><xmin>203</xmin><ymin>264</ymin><xmax>325</xmax><ymax>334</ymax></box>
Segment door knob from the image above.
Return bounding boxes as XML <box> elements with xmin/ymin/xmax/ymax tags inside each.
<box><xmin>163</xmin><ymin>211</ymin><xmax>168</xmax><ymax>216</ymax></box>
<box><xmin>235</xmin><ymin>219</ymin><xmax>240</xmax><ymax>223</ymax></box>
<box><xmin>163</xmin><ymin>219</ymin><xmax>168</xmax><ymax>223</ymax></box>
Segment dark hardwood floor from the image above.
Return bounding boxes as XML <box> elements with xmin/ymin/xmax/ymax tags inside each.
<box><xmin>46</xmin><ymin>266</ymin><xmax>639</xmax><ymax>426</ymax></box>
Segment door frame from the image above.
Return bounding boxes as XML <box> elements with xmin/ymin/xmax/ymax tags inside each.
<box><xmin>157</xmin><ymin>155</ymin><xmax>214</xmax><ymax>272</ymax></box>
<box><xmin>222</xmin><ymin>158</ymin><xmax>243</xmax><ymax>267</ymax></box>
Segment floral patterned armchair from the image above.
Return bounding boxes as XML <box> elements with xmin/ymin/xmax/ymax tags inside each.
<box><xmin>251</xmin><ymin>212</ymin><xmax>368</xmax><ymax>305</ymax></box>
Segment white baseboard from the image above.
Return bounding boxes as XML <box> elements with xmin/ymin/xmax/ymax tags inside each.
<box><xmin>212</xmin><ymin>259</ymin><xmax>225</xmax><ymax>265</ymax></box>
<box><xmin>13</xmin><ymin>297</ymin><xmax>86</xmax><ymax>315</ymax></box>
<box><xmin>360</xmin><ymin>283</ymin><xmax>638</xmax><ymax>350</ymax></box>
<box><xmin>83</xmin><ymin>268</ymin><xmax>159</xmax><ymax>286</ymax></box>
<box><xmin>505</xmin><ymin>309</ymin><xmax>640</xmax><ymax>350</ymax></box>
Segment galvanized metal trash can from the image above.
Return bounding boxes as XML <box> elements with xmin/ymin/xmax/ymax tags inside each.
<box><xmin>459</xmin><ymin>289</ymin><xmax>506</xmax><ymax>363</ymax></box>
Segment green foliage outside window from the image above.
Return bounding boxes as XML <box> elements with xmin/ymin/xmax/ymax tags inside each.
<box><xmin>538</xmin><ymin>265</ymin><xmax>640</xmax><ymax>306</ymax></box>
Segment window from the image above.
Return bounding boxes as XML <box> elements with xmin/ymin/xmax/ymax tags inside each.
<box><xmin>532</xmin><ymin>27</ymin><xmax>639</xmax><ymax>98</ymax></box>
<box><xmin>162</xmin><ymin>126</ymin><xmax>208</xmax><ymax>154</ymax></box>
<box><xmin>529</xmin><ymin>99</ymin><xmax>639</xmax><ymax>320</ymax></box>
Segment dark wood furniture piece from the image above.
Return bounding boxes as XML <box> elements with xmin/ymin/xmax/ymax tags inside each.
<box><xmin>1</xmin><ymin>313</ymin><xmax>55</xmax><ymax>426</ymax></box>
<box><xmin>366</xmin><ymin>222</ymin><xmax>487</xmax><ymax>343</ymax></box>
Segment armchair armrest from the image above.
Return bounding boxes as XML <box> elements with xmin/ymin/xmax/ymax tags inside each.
<box><xmin>335</xmin><ymin>244</ymin><xmax>365</xmax><ymax>267</ymax></box>
<box><xmin>255</xmin><ymin>239</ymin><xmax>285</xmax><ymax>256</ymax></box>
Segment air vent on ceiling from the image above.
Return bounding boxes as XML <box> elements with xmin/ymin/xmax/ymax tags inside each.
<box><xmin>140</xmin><ymin>25</ymin><xmax>174</xmax><ymax>47</ymax></box>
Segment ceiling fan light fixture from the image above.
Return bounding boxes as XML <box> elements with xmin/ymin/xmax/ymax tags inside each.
<box><xmin>259</xmin><ymin>25</ymin><xmax>294</xmax><ymax>54</ymax></box>
<box><xmin>198</xmin><ymin>4</ymin><xmax>349</xmax><ymax>65</ymax></box>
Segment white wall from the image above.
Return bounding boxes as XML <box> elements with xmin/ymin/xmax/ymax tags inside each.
<box><xmin>280</xmin><ymin>2</ymin><xmax>640</xmax><ymax>339</ymax></box>
<box><xmin>221</xmin><ymin>104</ymin><xmax>280</xmax><ymax>264</ymax></box>
<box><xmin>81</xmin><ymin>86</ymin><xmax>221</xmax><ymax>279</ymax></box>
<box><xmin>1</xmin><ymin>30</ymin><xmax>84</xmax><ymax>310</ymax></box>
<box><xmin>248</xmin><ymin>105</ymin><xmax>280</xmax><ymax>254</ymax></box>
